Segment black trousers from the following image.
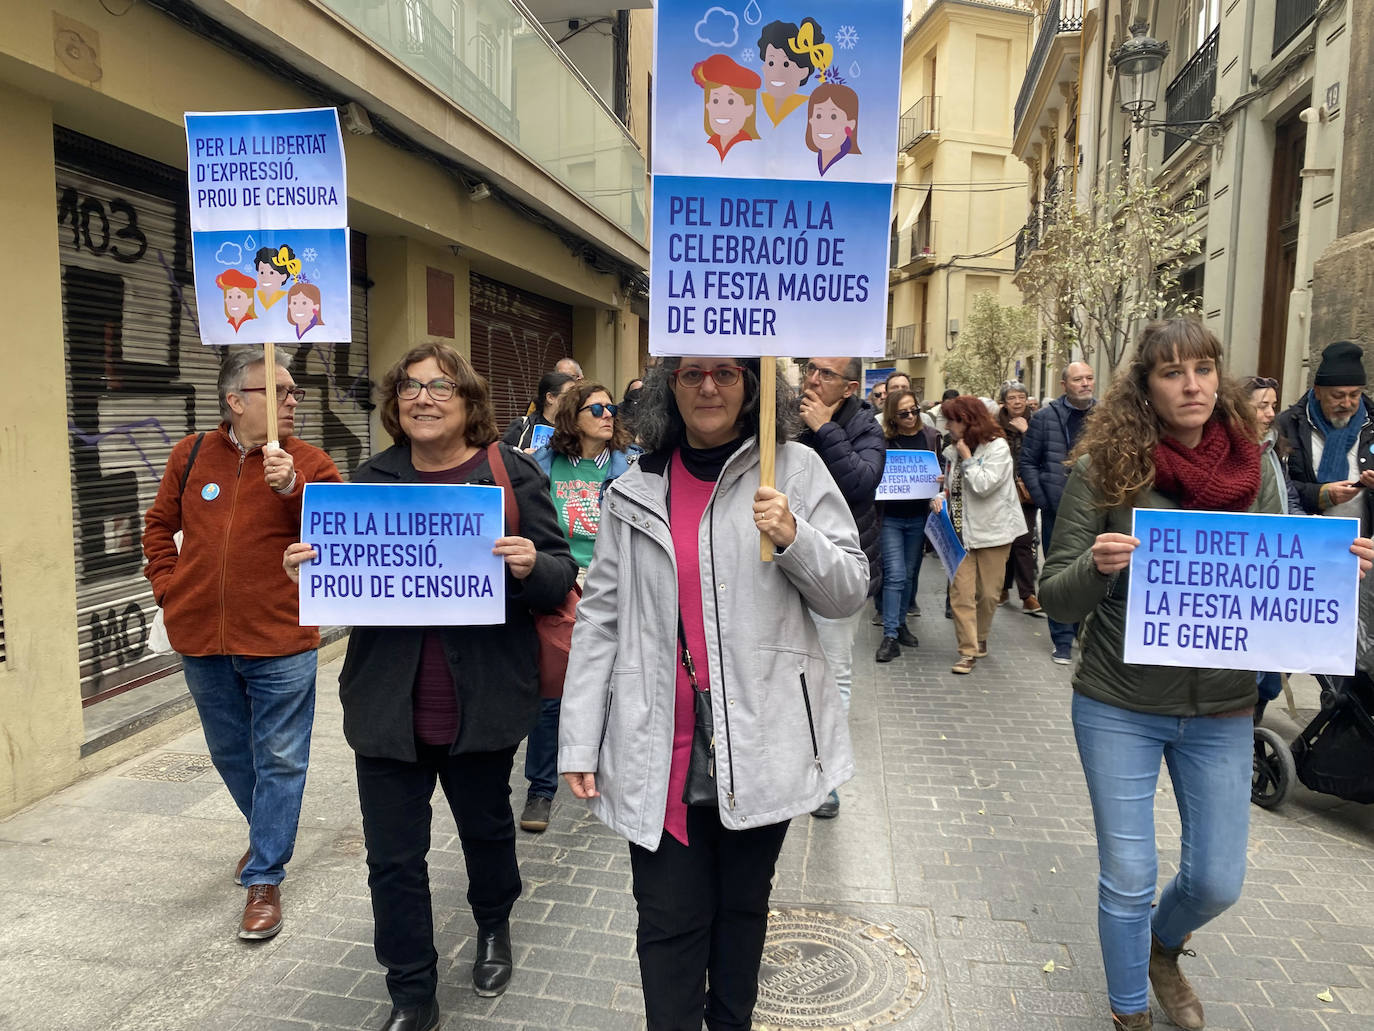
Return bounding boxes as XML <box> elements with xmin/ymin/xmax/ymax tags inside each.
<box><xmin>355</xmin><ymin>743</ymin><xmax>521</xmax><ymax>1007</ymax></box>
<box><xmin>1003</xmin><ymin>501</ymin><xmax>1038</xmax><ymax>598</ymax></box>
<box><xmin>629</xmin><ymin>807</ymin><xmax>790</xmax><ymax>1031</ymax></box>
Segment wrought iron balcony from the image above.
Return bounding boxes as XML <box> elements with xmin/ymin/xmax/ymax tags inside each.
<box><xmin>888</xmin><ymin>324</ymin><xmax>917</xmax><ymax>359</ymax></box>
<box><xmin>1013</xmin><ymin>0</ymin><xmax>1085</xmax><ymax>135</ymax></box>
<box><xmin>891</xmin><ymin>220</ymin><xmax>937</xmax><ymax>268</ymax></box>
<box><xmin>899</xmin><ymin>96</ymin><xmax>940</xmax><ymax>151</ymax></box>
<box><xmin>1163</xmin><ymin>27</ymin><xmax>1219</xmax><ymax>161</ymax></box>
<box><xmin>1273</xmin><ymin>0</ymin><xmax>1317</xmax><ymax>55</ymax></box>
<box><xmin>1014</xmin><ymin>218</ymin><xmax>1039</xmax><ymax>270</ymax></box>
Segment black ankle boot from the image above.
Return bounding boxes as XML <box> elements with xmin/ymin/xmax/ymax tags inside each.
<box><xmin>473</xmin><ymin>921</ymin><xmax>513</xmax><ymax>997</ymax></box>
<box><xmin>378</xmin><ymin>997</ymin><xmax>439</xmax><ymax>1031</ymax></box>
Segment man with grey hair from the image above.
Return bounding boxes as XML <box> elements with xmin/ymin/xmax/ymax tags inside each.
<box><xmin>143</xmin><ymin>347</ymin><xmax>341</xmax><ymax>941</ymax></box>
<box><xmin>555</xmin><ymin>357</ymin><xmax>584</xmax><ymax>382</ymax></box>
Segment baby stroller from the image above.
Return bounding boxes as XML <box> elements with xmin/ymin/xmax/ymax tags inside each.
<box><xmin>1252</xmin><ymin>668</ymin><xmax>1374</xmax><ymax>809</ymax></box>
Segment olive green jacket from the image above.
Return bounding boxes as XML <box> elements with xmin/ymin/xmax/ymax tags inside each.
<box><xmin>1039</xmin><ymin>454</ymin><xmax>1281</xmax><ymax>716</ymax></box>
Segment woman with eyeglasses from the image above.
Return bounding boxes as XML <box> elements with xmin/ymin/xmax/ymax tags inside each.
<box><xmin>284</xmin><ymin>343</ymin><xmax>576</xmax><ymax>1031</ymax></box>
<box><xmin>874</xmin><ymin>388</ymin><xmax>941</xmax><ymax>662</ymax></box>
<box><xmin>559</xmin><ymin>357</ymin><xmax>867</xmax><ymax>1031</ymax></box>
<box><xmin>930</xmin><ymin>395</ymin><xmax>1024</xmax><ymax>675</ymax></box>
<box><xmin>517</xmin><ymin>383</ymin><xmax>640</xmax><ymax>834</ymax></box>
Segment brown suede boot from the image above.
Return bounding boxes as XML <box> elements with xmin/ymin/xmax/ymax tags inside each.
<box><xmin>1149</xmin><ymin>934</ymin><xmax>1204</xmax><ymax>1029</ymax></box>
<box><xmin>1112</xmin><ymin>1011</ymin><xmax>1153</xmax><ymax>1031</ymax></box>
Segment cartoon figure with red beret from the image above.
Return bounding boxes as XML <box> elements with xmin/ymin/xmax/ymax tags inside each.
<box><xmin>215</xmin><ymin>268</ymin><xmax>258</xmax><ymax>332</ymax></box>
<box><xmin>692</xmin><ymin>54</ymin><xmax>762</xmax><ymax>160</ymax></box>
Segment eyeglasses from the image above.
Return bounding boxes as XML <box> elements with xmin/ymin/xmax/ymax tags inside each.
<box><xmin>896</xmin><ymin>408</ymin><xmax>919</xmax><ymax>419</ymax></box>
<box><xmin>396</xmin><ymin>377</ymin><xmax>458</xmax><ymax>401</ymax></box>
<box><xmin>1245</xmin><ymin>376</ymin><xmax>1278</xmax><ymax>391</ymax></box>
<box><xmin>239</xmin><ymin>386</ymin><xmax>307</xmax><ymax>403</ymax></box>
<box><xmin>580</xmin><ymin>402</ymin><xmax>618</xmax><ymax>418</ymax></box>
<box><xmin>671</xmin><ymin>365</ymin><xmax>745</xmax><ymax>388</ymax></box>
<box><xmin>804</xmin><ymin>362</ymin><xmax>848</xmax><ymax>383</ymax></box>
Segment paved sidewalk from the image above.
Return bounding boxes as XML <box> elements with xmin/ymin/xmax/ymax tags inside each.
<box><xmin>3</xmin><ymin>568</ymin><xmax>1373</xmax><ymax>1031</ymax></box>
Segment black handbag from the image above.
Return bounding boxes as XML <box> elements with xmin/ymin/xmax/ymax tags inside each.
<box><xmin>678</xmin><ymin>614</ymin><xmax>717</xmax><ymax>807</ymax></box>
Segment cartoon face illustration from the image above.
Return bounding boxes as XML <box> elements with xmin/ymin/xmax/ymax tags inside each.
<box><xmin>256</xmin><ymin>261</ymin><xmax>289</xmax><ymax>292</ymax></box>
<box><xmin>761</xmin><ymin>44</ymin><xmax>809</xmax><ymax>99</ymax></box>
<box><xmin>756</xmin><ymin>17</ymin><xmax>829</xmax><ymax>124</ymax></box>
<box><xmin>286</xmin><ymin>282</ymin><xmax>324</xmax><ymax>339</ymax></box>
<box><xmin>225</xmin><ymin>288</ymin><xmax>252</xmax><ymax>321</ymax></box>
<box><xmin>806</xmin><ymin>84</ymin><xmax>861</xmax><ymax>175</ymax></box>
<box><xmin>692</xmin><ymin>55</ymin><xmax>762</xmax><ymax>161</ymax></box>
<box><xmin>215</xmin><ymin>267</ymin><xmax>258</xmax><ymax>330</ymax></box>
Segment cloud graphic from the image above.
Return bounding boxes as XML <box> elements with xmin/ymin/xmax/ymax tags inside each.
<box><xmin>695</xmin><ymin>7</ymin><xmax>739</xmax><ymax>48</ymax></box>
<box><xmin>215</xmin><ymin>242</ymin><xmax>243</xmax><ymax>265</ymax></box>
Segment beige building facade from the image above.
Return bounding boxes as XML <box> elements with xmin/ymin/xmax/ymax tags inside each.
<box><xmin>882</xmin><ymin>0</ymin><xmax>1032</xmax><ymax>403</ymax></box>
<box><xmin>0</xmin><ymin>0</ymin><xmax>650</xmax><ymax>815</ymax></box>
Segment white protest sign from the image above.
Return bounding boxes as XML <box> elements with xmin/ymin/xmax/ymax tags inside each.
<box><xmin>876</xmin><ymin>449</ymin><xmax>940</xmax><ymax>500</ymax></box>
<box><xmin>924</xmin><ymin>506</ymin><xmax>966</xmax><ymax>583</ymax></box>
<box><xmin>299</xmin><ymin>483</ymin><xmax>506</xmax><ymax>627</ymax></box>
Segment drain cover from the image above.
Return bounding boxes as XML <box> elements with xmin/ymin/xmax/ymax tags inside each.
<box><xmin>753</xmin><ymin>907</ymin><xmax>929</xmax><ymax>1030</ymax></box>
<box><xmin>123</xmin><ymin>751</ymin><xmax>216</xmax><ymax>782</ymax></box>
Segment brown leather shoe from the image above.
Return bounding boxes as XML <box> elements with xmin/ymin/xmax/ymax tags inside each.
<box><xmin>1149</xmin><ymin>934</ymin><xmax>1203</xmax><ymax>1030</ymax></box>
<box><xmin>239</xmin><ymin>884</ymin><xmax>283</xmax><ymax>940</ymax></box>
<box><xmin>1112</xmin><ymin>1011</ymin><xmax>1153</xmax><ymax>1030</ymax></box>
<box><xmin>1022</xmin><ymin>595</ymin><xmax>1044</xmax><ymax>616</ymax></box>
<box><xmin>234</xmin><ymin>848</ymin><xmax>250</xmax><ymax>886</ymax></box>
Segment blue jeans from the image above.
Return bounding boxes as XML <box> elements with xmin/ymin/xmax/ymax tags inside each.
<box><xmin>525</xmin><ymin>697</ymin><xmax>561</xmax><ymax>799</ymax></box>
<box><xmin>1041</xmin><ymin>509</ymin><xmax>1077</xmax><ymax>654</ymax></box>
<box><xmin>880</xmin><ymin>514</ymin><xmax>927</xmax><ymax>638</ymax></box>
<box><xmin>181</xmin><ymin>650</ymin><xmax>317</xmax><ymax>886</ymax></box>
<box><xmin>1071</xmin><ymin>693</ymin><xmax>1252</xmax><ymax>1014</ymax></box>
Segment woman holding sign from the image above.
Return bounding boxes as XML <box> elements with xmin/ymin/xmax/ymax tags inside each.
<box><xmin>285</xmin><ymin>343</ymin><xmax>576</xmax><ymax>1031</ymax></box>
<box><xmin>1040</xmin><ymin>319</ymin><xmax>1372</xmax><ymax>1031</ymax></box>
<box><xmin>559</xmin><ymin>357</ymin><xmax>867</xmax><ymax>1031</ymax></box>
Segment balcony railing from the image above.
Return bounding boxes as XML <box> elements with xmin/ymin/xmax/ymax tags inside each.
<box><xmin>888</xmin><ymin>324</ymin><xmax>917</xmax><ymax>359</ymax></box>
<box><xmin>1014</xmin><ymin>218</ymin><xmax>1039</xmax><ymax>269</ymax></box>
<box><xmin>317</xmin><ymin>0</ymin><xmax>647</xmax><ymax>239</ymax></box>
<box><xmin>1013</xmin><ymin>166</ymin><xmax>1066</xmax><ymax>269</ymax></box>
<box><xmin>1273</xmin><ymin>0</ymin><xmax>1317</xmax><ymax>55</ymax></box>
<box><xmin>1013</xmin><ymin>0</ymin><xmax>1085</xmax><ymax>135</ymax></box>
<box><xmin>891</xmin><ymin>220</ymin><xmax>937</xmax><ymax>268</ymax></box>
<box><xmin>899</xmin><ymin>96</ymin><xmax>940</xmax><ymax>150</ymax></box>
<box><xmin>1163</xmin><ymin>26</ymin><xmax>1219</xmax><ymax>161</ymax></box>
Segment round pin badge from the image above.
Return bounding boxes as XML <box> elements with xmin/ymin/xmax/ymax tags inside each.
<box><xmin>201</xmin><ymin>483</ymin><xmax>221</xmax><ymax>501</ymax></box>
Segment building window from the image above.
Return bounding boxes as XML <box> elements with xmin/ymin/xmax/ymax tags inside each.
<box><xmin>1176</xmin><ymin>0</ymin><xmax>1221</xmax><ymax>72</ymax></box>
<box><xmin>477</xmin><ymin>28</ymin><xmax>497</xmax><ymax>90</ymax></box>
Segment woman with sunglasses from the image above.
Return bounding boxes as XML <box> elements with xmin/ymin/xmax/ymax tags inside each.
<box><xmin>285</xmin><ymin>343</ymin><xmax>577</xmax><ymax>1031</ymax></box>
<box><xmin>874</xmin><ymin>388</ymin><xmax>941</xmax><ymax>661</ymax></box>
<box><xmin>559</xmin><ymin>356</ymin><xmax>866</xmax><ymax>1031</ymax></box>
<box><xmin>518</xmin><ymin>383</ymin><xmax>639</xmax><ymax>834</ymax></box>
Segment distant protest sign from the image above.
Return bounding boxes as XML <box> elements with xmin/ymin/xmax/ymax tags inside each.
<box><xmin>924</xmin><ymin>506</ymin><xmax>966</xmax><ymax>583</ymax></box>
<box><xmin>299</xmin><ymin>483</ymin><xmax>506</xmax><ymax>627</ymax></box>
<box><xmin>649</xmin><ymin>0</ymin><xmax>902</xmax><ymax>357</ymax></box>
<box><xmin>876</xmin><ymin>449</ymin><xmax>939</xmax><ymax>500</ymax></box>
<box><xmin>529</xmin><ymin>424</ymin><xmax>554</xmax><ymax>451</ymax></box>
<box><xmin>186</xmin><ymin>108</ymin><xmax>351</xmax><ymax>345</ymax></box>
<box><xmin>1124</xmin><ymin>510</ymin><xmax>1360</xmax><ymax>675</ymax></box>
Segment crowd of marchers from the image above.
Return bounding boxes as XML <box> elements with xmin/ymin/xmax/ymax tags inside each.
<box><xmin>142</xmin><ymin>325</ymin><xmax>1374</xmax><ymax>1031</ymax></box>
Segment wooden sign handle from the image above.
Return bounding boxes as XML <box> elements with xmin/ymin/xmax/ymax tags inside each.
<box><xmin>264</xmin><ymin>341</ymin><xmax>280</xmax><ymax>445</ymax></box>
<box><xmin>759</xmin><ymin>357</ymin><xmax>776</xmax><ymax>563</ymax></box>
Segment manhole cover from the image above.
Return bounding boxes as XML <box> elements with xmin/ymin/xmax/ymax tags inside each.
<box><xmin>123</xmin><ymin>751</ymin><xmax>216</xmax><ymax>782</ymax></box>
<box><xmin>753</xmin><ymin>907</ymin><xmax>929</xmax><ymax>1030</ymax></box>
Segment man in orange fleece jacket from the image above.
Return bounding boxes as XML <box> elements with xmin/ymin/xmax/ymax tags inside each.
<box><xmin>143</xmin><ymin>346</ymin><xmax>341</xmax><ymax>941</ymax></box>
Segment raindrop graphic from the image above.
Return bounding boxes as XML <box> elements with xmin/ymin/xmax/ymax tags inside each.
<box><xmin>743</xmin><ymin>1</ymin><xmax>762</xmax><ymax>26</ymax></box>
<box><xmin>244</xmin><ymin>235</ymin><xmax>257</xmax><ymax>249</ymax></box>
<box><xmin>848</xmin><ymin>61</ymin><xmax>861</xmax><ymax>79</ymax></box>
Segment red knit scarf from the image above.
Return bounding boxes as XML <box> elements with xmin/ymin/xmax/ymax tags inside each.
<box><xmin>1152</xmin><ymin>418</ymin><xmax>1260</xmax><ymax>511</ymax></box>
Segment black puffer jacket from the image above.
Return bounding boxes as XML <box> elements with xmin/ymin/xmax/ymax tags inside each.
<box><xmin>797</xmin><ymin>394</ymin><xmax>886</xmax><ymax>592</ymax></box>
<box><xmin>1275</xmin><ymin>391</ymin><xmax>1374</xmax><ymax>519</ymax></box>
<box><xmin>1020</xmin><ymin>395</ymin><xmax>1095</xmax><ymax>513</ymax></box>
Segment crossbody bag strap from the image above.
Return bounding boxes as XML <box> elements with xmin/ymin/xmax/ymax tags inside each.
<box><xmin>485</xmin><ymin>442</ymin><xmax>521</xmax><ymax>536</ymax></box>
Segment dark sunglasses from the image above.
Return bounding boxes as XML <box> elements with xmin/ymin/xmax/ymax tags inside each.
<box><xmin>579</xmin><ymin>402</ymin><xmax>618</xmax><ymax>418</ymax></box>
<box><xmin>896</xmin><ymin>408</ymin><xmax>919</xmax><ymax>418</ymax></box>
<box><xmin>1245</xmin><ymin>376</ymin><xmax>1278</xmax><ymax>391</ymax></box>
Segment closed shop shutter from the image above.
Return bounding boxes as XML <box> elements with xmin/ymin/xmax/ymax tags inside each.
<box><xmin>56</xmin><ymin>129</ymin><xmax>371</xmax><ymax>705</ymax></box>
<box><xmin>468</xmin><ymin>272</ymin><xmax>574</xmax><ymax>432</ymax></box>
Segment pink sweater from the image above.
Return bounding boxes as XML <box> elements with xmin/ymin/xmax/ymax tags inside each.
<box><xmin>664</xmin><ymin>451</ymin><xmax>716</xmax><ymax>845</ymax></box>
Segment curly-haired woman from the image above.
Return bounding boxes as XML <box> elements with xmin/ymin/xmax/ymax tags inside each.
<box><xmin>1040</xmin><ymin>319</ymin><xmax>1372</xmax><ymax>1031</ymax></box>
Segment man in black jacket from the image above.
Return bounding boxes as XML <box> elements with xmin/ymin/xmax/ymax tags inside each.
<box><xmin>1020</xmin><ymin>361</ymin><xmax>1095</xmax><ymax>663</ymax></box>
<box><xmin>797</xmin><ymin>356</ymin><xmax>886</xmax><ymax>818</ymax></box>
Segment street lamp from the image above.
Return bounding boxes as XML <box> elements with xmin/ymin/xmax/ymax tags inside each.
<box><xmin>1110</xmin><ymin>17</ymin><xmax>1223</xmax><ymax>147</ymax></box>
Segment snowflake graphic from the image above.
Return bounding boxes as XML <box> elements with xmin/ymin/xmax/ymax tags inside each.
<box><xmin>835</xmin><ymin>24</ymin><xmax>859</xmax><ymax>49</ymax></box>
<box><xmin>302</xmin><ymin>247</ymin><xmax>319</xmax><ymax>263</ymax></box>
<box><xmin>741</xmin><ymin>48</ymin><xmax>756</xmax><ymax>64</ymax></box>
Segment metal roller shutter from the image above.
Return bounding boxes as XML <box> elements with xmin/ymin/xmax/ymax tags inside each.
<box><xmin>468</xmin><ymin>272</ymin><xmax>574</xmax><ymax>431</ymax></box>
<box><xmin>56</xmin><ymin>129</ymin><xmax>371</xmax><ymax>705</ymax></box>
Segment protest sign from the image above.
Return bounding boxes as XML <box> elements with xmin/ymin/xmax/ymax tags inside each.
<box><xmin>186</xmin><ymin>108</ymin><xmax>351</xmax><ymax>345</ymax></box>
<box><xmin>529</xmin><ymin>423</ymin><xmax>554</xmax><ymax>451</ymax></box>
<box><xmin>875</xmin><ymin>449</ymin><xmax>939</xmax><ymax>500</ymax></box>
<box><xmin>299</xmin><ymin>483</ymin><xmax>506</xmax><ymax>627</ymax></box>
<box><xmin>1124</xmin><ymin>509</ymin><xmax>1360</xmax><ymax>675</ymax></box>
<box><xmin>649</xmin><ymin>0</ymin><xmax>902</xmax><ymax>358</ymax></box>
<box><xmin>924</xmin><ymin>506</ymin><xmax>966</xmax><ymax>583</ymax></box>
<box><xmin>865</xmin><ymin>367</ymin><xmax>893</xmax><ymax>396</ymax></box>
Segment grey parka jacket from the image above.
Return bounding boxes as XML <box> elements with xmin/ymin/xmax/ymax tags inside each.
<box><xmin>1040</xmin><ymin>453</ymin><xmax>1281</xmax><ymax>716</ymax></box>
<box><xmin>557</xmin><ymin>438</ymin><xmax>867</xmax><ymax>850</ymax></box>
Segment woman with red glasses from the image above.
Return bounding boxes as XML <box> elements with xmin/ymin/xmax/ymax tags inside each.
<box><xmin>559</xmin><ymin>356</ymin><xmax>866</xmax><ymax>1031</ymax></box>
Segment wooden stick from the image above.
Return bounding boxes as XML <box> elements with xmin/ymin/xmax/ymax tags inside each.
<box><xmin>264</xmin><ymin>340</ymin><xmax>280</xmax><ymax>444</ymax></box>
<box><xmin>759</xmin><ymin>357</ymin><xmax>776</xmax><ymax>563</ymax></box>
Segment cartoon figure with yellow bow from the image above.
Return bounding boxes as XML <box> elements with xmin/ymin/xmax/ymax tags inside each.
<box><xmin>756</xmin><ymin>17</ymin><xmax>831</xmax><ymax>128</ymax></box>
<box><xmin>254</xmin><ymin>244</ymin><xmax>300</xmax><ymax>312</ymax></box>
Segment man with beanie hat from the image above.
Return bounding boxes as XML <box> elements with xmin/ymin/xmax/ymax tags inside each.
<box><xmin>1276</xmin><ymin>340</ymin><xmax>1374</xmax><ymax>533</ymax></box>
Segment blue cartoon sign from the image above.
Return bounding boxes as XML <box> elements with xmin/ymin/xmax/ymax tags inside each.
<box><xmin>876</xmin><ymin>449</ymin><xmax>940</xmax><ymax>500</ymax></box>
<box><xmin>298</xmin><ymin>483</ymin><xmax>507</xmax><ymax>627</ymax></box>
<box><xmin>924</xmin><ymin>506</ymin><xmax>966</xmax><ymax>583</ymax></box>
<box><xmin>186</xmin><ymin>108</ymin><xmax>351</xmax><ymax>345</ymax></box>
<box><xmin>1124</xmin><ymin>509</ymin><xmax>1360</xmax><ymax>675</ymax></box>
